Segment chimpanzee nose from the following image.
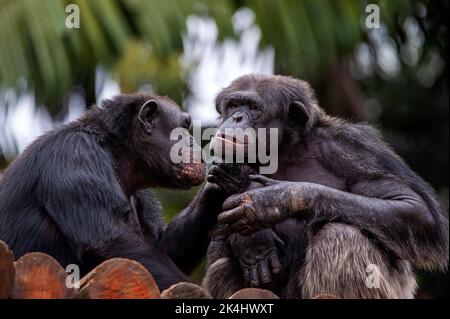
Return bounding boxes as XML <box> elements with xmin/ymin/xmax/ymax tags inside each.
<box><xmin>233</xmin><ymin>114</ymin><xmax>243</xmax><ymax>123</ymax></box>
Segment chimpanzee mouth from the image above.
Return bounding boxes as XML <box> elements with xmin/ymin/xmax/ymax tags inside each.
<box><xmin>215</xmin><ymin>133</ymin><xmax>249</xmax><ymax>146</ymax></box>
<box><xmin>177</xmin><ymin>162</ymin><xmax>206</xmax><ymax>187</ymax></box>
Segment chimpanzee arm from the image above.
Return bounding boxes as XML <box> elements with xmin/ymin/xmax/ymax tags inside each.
<box><xmin>158</xmin><ymin>183</ymin><xmax>226</xmax><ymax>274</ymax></box>
<box><xmin>133</xmin><ymin>189</ymin><xmax>165</xmax><ymax>242</ymax></box>
<box><xmin>218</xmin><ymin>175</ymin><xmax>449</xmax><ymax>270</ymax></box>
<box><xmin>39</xmin><ymin>135</ymin><xmax>187</xmax><ymax>290</ymax></box>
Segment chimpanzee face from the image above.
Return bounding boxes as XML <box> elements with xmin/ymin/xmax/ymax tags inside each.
<box><xmin>134</xmin><ymin>97</ymin><xmax>205</xmax><ymax>189</ymax></box>
<box><xmin>210</xmin><ymin>75</ymin><xmax>311</xmax><ymax>166</ymax></box>
<box><xmin>211</xmin><ymin>90</ymin><xmax>283</xmax><ymax>162</ymax></box>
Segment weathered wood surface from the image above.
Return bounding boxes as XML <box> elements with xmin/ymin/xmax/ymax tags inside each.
<box><xmin>0</xmin><ymin>240</ymin><xmax>15</xmax><ymax>299</ymax></box>
<box><xmin>161</xmin><ymin>282</ymin><xmax>212</xmax><ymax>299</ymax></box>
<box><xmin>77</xmin><ymin>258</ymin><xmax>160</xmax><ymax>299</ymax></box>
<box><xmin>1</xmin><ymin>240</ymin><xmax>294</xmax><ymax>299</ymax></box>
<box><xmin>313</xmin><ymin>294</ymin><xmax>339</xmax><ymax>299</ymax></box>
<box><xmin>11</xmin><ymin>252</ymin><xmax>75</xmax><ymax>299</ymax></box>
<box><xmin>229</xmin><ymin>288</ymin><xmax>280</xmax><ymax>299</ymax></box>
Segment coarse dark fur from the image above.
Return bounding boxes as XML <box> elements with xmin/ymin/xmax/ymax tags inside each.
<box><xmin>0</xmin><ymin>94</ymin><xmax>218</xmax><ymax>290</ymax></box>
<box><xmin>203</xmin><ymin>74</ymin><xmax>449</xmax><ymax>298</ymax></box>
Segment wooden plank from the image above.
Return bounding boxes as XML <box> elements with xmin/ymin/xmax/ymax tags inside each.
<box><xmin>76</xmin><ymin>258</ymin><xmax>160</xmax><ymax>299</ymax></box>
<box><xmin>161</xmin><ymin>282</ymin><xmax>212</xmax><ymax>299</ymax></box>
<box><xmin>0</xmin><ymin>240</ymin><xmax>15</xmax><ymax>299</ymax></box>
<box><xmin>313</xmin><ymin>294</ymin><xmax>339</xmax><ymax>299</ymax></box>
<box><xmin>11</xmin><ymin>252</ymin><xmax>75</xmax><ymax>299</ymax></box>
<box><xmin>229</xmin><ymin>288</ymin><xmax>280</xmax><ymax>299</ymax></box>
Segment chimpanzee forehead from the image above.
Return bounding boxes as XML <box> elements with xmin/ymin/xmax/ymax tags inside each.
<box><xmin>155</xmin><ymin>96</ymin><xmax>180</xmax><ymax>109</ymax></box>
<box><xmin>153</xmin><ymin>96</ymin><xmax>187</xmax><ymax>123</ymax></box>
<box><xmin>226</xmin><ymin>91</ymin><xmax>261</xmax><ymax>102</ymax></box>
<box><xmin>139</xmin><ymin>95</ymin><xmax>180</xmax><ymax>110</ymax></box>
<box><xmin>229</xmin><ymin>74</ymin><xmax>283</xmax><ymax>89</ymax></box>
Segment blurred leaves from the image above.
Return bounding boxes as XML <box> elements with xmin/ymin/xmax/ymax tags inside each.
<box><xmin>0</xmin><ymin>0</ymin><xmax>420</xmax><ymax>114</ymax></box>
<box><xmin>0</xmin><ymin>0</ymin><xmax>447</xmax><ymax>225</ymax></box>
<box><xmin>249</xmin><ymin>0</ymin><xmax>416</xmax><ymax>78</ymax></box>
<box><xmin>113</xmin><ymin>40</ymin><xmax>188</xmax><ymax>105</ymax></box>
<box><xmin>0</xmin><ymin>0</ymin><xmax>448</xmax><ymax>296</ymax></box>
<box><xmin>0</xmin><ymin>0</ymin><xmax>234</xmax><ymax>113</ymax></box>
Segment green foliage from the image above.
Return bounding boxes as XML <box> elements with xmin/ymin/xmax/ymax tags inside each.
<box><xmin>113</xmin><ymin>40</ymin><xmax>188</xmax><ymax>105</ymax></box>
<box><xmin>0</xmin><ymin>0</ymin><xmax>418</xmax><ymax>112</ymax></box>
<box><xmin>0</xmin><ymin>0</ymin><xmax>234</xmax><ymax>112</ymax></box>
<box><xmin>0</xmin><ymin>0</ymin><xmax>447</xmax><ymax>296</ymax></box>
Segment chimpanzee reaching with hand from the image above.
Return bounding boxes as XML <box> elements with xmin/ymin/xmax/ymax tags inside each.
<box><xmin>203</xmin><ymin>74</ymin><xmax>449</xmax><ymax>299</ymax></box>
<box><xmin>0</xmin><ymin>94</ymin><xmax>223</xmax><ymax>291</ymax></box>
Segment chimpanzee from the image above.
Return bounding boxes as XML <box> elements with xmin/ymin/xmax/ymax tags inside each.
<box><xmin>203</xmin><ymin>74</ymin><xmax>449</xmax><ymax>298</ymax></box>
<box><xmin>0</xmin><ymin>94</ymin><xmax>224</xmax><ymax>291</ymax></box>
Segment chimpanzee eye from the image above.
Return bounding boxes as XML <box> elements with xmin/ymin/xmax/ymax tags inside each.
<box><xmin>228</xmin><ymin>102</ymin><xmax>238</xmax><ymax>109</ymax></box>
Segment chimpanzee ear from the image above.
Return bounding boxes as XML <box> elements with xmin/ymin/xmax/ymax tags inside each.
<box><xmin>289</xmin><ymin>101</ymin><xmax>309</xmax><ymax>128</ymax></box>
<box><xmin>138</xmin><ymin>99</ymin><xmax>158</xmax><ymax>134</ymax></box>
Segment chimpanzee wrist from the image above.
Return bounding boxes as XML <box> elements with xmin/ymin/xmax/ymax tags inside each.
<box><xmin>286</xmin><ymin>183</ymin><xmax>313</xmax><ymax>218</ymax></box>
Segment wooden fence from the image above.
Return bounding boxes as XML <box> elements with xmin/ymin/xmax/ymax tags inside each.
<box><xmin>0</xmin><ymin>240</ymin><xmax>283</xmax><ymax>299</ymax></box>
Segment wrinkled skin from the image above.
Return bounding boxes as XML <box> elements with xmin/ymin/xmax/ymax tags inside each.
<box><xmin>218</xmin><ymin>175</ymin><xmax>294</xmax><ymax>236</ymax></box>
<box><xmin>207</xmin><ymin>163</ymin><xmax>286</xmax><ymax>287</ymax></box>
<box><xmin>207</xmin><ymin>162</ymin><xmax>251</xmax><ymax>196</ymax></box>
<box><xmin>204</xmin><ymin>74</ymin><xmax>448</xmax><ymax>299</ymax></box>
<box><xmin>228</xmin><ymin>228</ymin><xmax>284</xmax><ymax>288</ymax></box>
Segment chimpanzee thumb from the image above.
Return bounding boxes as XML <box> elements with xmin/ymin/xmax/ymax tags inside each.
<box><xmin>249</xmin><ymin>174</ymin><xmax>278</xmax><ymax>186</ymax></box>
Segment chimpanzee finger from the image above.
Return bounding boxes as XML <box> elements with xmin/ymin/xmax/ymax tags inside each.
<box><xmin>217</xmin><ymin>162</ymin><xmax>238</xmax><ymax>172</ymax></box>
<box><xmin>242</xmin><ymin>266</ymin><xmax>251</xmax><ymax>286</ymax></box>
<box><xmin>209</xmin><ymin>163</ymin><xmax>238</xmax><ymax>181</ymax></box>
<box><xmin>239</xmin><ymin>226</ymin><xmax>259</xmax><ymax>236</ymax></box>
<box><xmin>269</xmin><ymin>251</ymin><xmax>282</xmax><ymax>275</ymax></box>
<box><xmin>218</xmin><ymin>206</ymin><xmax>245</xmax><ymax>225</ymax></box>
<box><xmin>208</xmin><ymin>164</ymin><xmax>221</xmax><ymax>177</ymax></box>
<box><xmin>249</xmin><ymin>174</ymin><xmax>278</xmax><ymax>186</ymax></box>
<box><xmin>207</xmin><ymin>174</ymin><xmax>220</xmax><ymax>184</ymax></box>
<box><xmin>258</xmin><ymin>260</ymin><xmax>272</xmax><ymax>284</ymax></box>
<box><xmin>209</xmin><ymin>224</ymin><xmax>229</xmax><ymax>238</ymax></box>
<box><xmin>225</xmin><ymin>219</ymin><xmax>253</xmax><ymax>236</ymax></box>
<box><xmin>210</xmin><ymin>224</ymin><xmax>235</xmax><ymax>238</ymax></box>
<box><xmin>270</xmin><ymin>231</ymin><xmax>286</xmax><ymax>249</ymax></box>
<box><xmin>222</xmin><ymin>194</ymin><xmax>243</xmax><ymax>210</ymax></box>
<box><xmin>249</xmin><ymin>265</ymin><xmax>260</xmax><ymax>287</ymax></box>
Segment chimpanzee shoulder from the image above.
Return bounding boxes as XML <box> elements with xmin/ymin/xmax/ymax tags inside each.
<box><xmin>313</xmin><ymin>119</ymin><xmax>447</xmax><ymax>243</ymax></box>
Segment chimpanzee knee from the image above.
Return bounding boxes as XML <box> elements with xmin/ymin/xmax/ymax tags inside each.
<box><xmin>202</xmin><ymin>257</ymin><xmax>245</xmax><ymax>299</ymax></box>
<box><xmin>298</xmin><ymin>223</ymin><xmax>417</xmax><ymax>299</ymax></box>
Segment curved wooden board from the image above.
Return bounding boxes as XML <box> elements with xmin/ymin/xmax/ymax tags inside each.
<box><xmin>313</xmin><ymin>294</ymin><xmax>339</xmax><ymax>299</ymax></box>
<box><xmin>229</xmin><ymin>288</ymin><xmax>280</xmax><ymax>299</ymax></box>
<box><xmin>161</xmin><ymin>282</ymin><xmax>212</xmax><ymax>299</ymax></box>
<box><xmin>76</xmin><ymin>258</ymin><xmax>160</xmax><ymax>299</ymax></box>
<box><xmin>11</xmin><ymin>252</ymin><xmax>75</xmax><ymax>299</ymax></box>
<box><xmin>0</xmin><ymin>241</ymin><xmax>15</xmax><ymax>299</ymax></box>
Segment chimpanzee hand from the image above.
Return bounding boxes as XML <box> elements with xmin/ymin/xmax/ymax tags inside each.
<box><xmin>217</xmin><ymin>175</ymin><xmax>311</xmax><ymax>236</ymax></box>
<box><xmin>206</xmin><ymin>225</ymin><xmax>230</xmax><ymax>263</ymax></box>
<box><xmin>228</xmin><ymin>229</ymin><xmax>284</xmax><ymax>287</ymax></box>
<box><xmin>207</xmin><ymin>162</ymin><xmax>252</xmax><ymax>196</ymax></box>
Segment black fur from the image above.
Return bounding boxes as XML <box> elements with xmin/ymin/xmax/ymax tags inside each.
<box><xmin>0</xmin><ymin>94</ymin><xmax>214</xmax><ymax>290</ymax></box>
<box><xmin>205</xmin><ymin>74</ymin><xmax>449</xmax><ymax>298</ymax></box>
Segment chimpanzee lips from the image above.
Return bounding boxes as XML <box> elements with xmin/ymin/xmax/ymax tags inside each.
<box><xmin>215</xmin><ymin>133</ymin><xmax>248</xmax><ymax>145</ymax></box>
<box><xmin>179</xmin><ymin>162</ymin><xmax>206</xmax><ymax>186</ymax></box>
